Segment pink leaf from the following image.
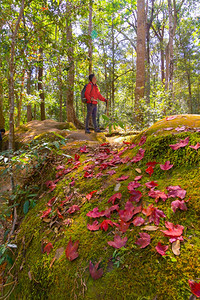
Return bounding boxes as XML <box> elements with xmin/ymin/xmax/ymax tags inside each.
<box><xmin>107</xmin><ymin>235</ymin><xmax>128</xmax><ymax>249</ymax></box>
<box><xmin>160</xmin><ymin>161</ymin><xmax>174</xmax><ymax>171</ymax></box>
<box><xmin>189</xmin><ymin>142</ymin><xmax>200</xmax><ymax>150</ymax></box>
<box><xmin>84</xmin><ymin>171</ymin><xmax>93</xmax><ymax>178</ymax></box>
<box><xmin>116</xmin><ymin>175</ymin><xmax>129</xmax><ymax>181</ymax></box>
<box><xmin>161</xmin><ymin>221</ymin><xmax>184</xmax><ymax>237</ymax></box>
<box><xmin>43</xmin><ymin>242</ymin><xmax>53</xmax><ymax>255</ymax></box>
<box><xmin>131</xmin><ymin>148</ymin><xmax>145</xmax><ymax>163</ymax></box>
<box><xmin>87</xmin><ymin>220</ymin><xmax>100</xmax><ymax>231</ymax></box>
<box><xmin>129</xmin><ymin>143</ymin><xmax>137</xmax><ymax>149</ymax></box>
<box><xmin>129</xmin><ymin>190</ymin><xmax>142</xmax><ymax>203</ymax></box>
<box><xmin>167</xmin><ymin>185</ymin><xmax>186</xmax><ymax>199</ymax></box>
<box><xmin>134</xmin><ymin>175</ymin><xmax>143</xmax><ymax>181</ymax></box>
<box><xmin>89</xmin><ymin>261</ymin><xmax>103</xmax><ymax>280</ymax></box>
<box><xmin>166</xmin><ymin>115</ymin><xmax>177</xmax><ymax>121</ymax></box>
<box><xmin>135</xmin><ymin>233</ymin><xmax>151</xmax><ymax>248</ymax></box>
<box><xmin>67</xmin><ymin>205</ymin><xmax>80</xmax><ymax>214</ymax></box>
<box><xmin>145</xmin><ymin>181</ymin><xmax>158</xmax><ymax>189</ymax></box>
<box><xmin>119</xmin><ymin>208</ymin><xmax>134</xmax><ymax>222</ymax></box>
<box><xmin>146</xmin><ymin>161</ymin><xmax>158</xmax><ymax>167</ymax></box>
<box><xmin>169</xmin><ymin>137</ymin><xmax>189</xmax><ymax>150</ymax></box>
<box><xmin>164</xmin><ymin>127</ymin><xmax>173</xmax><ymax>131</ymax></box>
<box><xmin>79</xmin><ymin>145</ymin><xmax>89</xmax><ymax>153</ymax></box>
<box><xmin>171</xmin><ymin>200</ymin><xmax>187</xmax><ymax>213</ymax></box>
<box><xmin>86</xmin><ymin>207</ymin><xmax>101</xmax><ymax>218</ymax></box>
<box><xmin>100</xmin><ymin>219</ymin><xmax>118</xmax><ymax>231</ymax></box>
<box><xmin>107</xmin><ymin>170</ymin><xmax>116</xmax><ymax>176</ymax></box>
<box><xmin>148</xmin><ymin>189</ymin><xmax>168</xmax><ymax>202</ymax></box>
<box><xmin>155</xmin><ymin>242</ymin><xmax>168</xmax><ymax>256</ymax></box>
<box><xmin>188</xmin><ymin>280</ymin><xmax>200</xmax><ymax>297</ymax></box>
<box><xmin>56</xmin><ymin>165</ymin><xmax>65</xmax><ymax>170</ymax></box>
<box><xmin>175</xmin><ymin>126</ymin><xmax>186</xmax><ymax>132</ymax></box>
<box><xmin>74</xmin><ymin>154</ymin><xmax>80</xmax><ymax>161</ymax></box>
<box><xmin>118</xmin><ymin>220</ymin><xmax>130</xmax><ymax>233</ymax></box>
<box><xmin>108</xmin><ymin>193</ymin><xmax>122</xmax><ymax>204</ymax></box>
<box><xmin>132</xmin><ymin>216</ymin><xmax>145</xmax><ymax>226</ymax></box>
<box><xmin>47</xmin><ymin>196</ymin><xmax>56</xmax><ymax>207</ymax></box>
<box><xmin>139</xmin><ymin>135</ymin><xmax>146</xmax><ymax>146</ymax></box>
<box><xmin>128</xmin><ymin>181</ymin><xmax>141</xmax><ymax>191</ymax></box>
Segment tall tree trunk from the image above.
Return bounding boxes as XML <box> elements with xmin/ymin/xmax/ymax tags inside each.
<box><xmin>165</xmin><ymin>43</ymin><xmax>169</xmax><ymax>89</ymax></box>
<box><xmin>17</xmin><ymin>69</ymin><xmax>25</xmax><ymax>127</ymax></box>
<box><xmin>27</xmin><ymin>67</ymin><xmax>32</xmax><ymax>122</ymax></box>
<box><xmin>0</xmin><ymin>79</ymin><xmax>5</xmax><ymax>129</ymax></box>
<box><xmin>111</xmin><ymin>17</ymin><xmax>115</xmax><ymax>118</ymax></box>
<box><xmin>58</xmin><ymin>55</ymin><xmax>63</xmax><ymax>122</ymax></box>
<box><xmin>38</xmin><ymin>47</ymin><xmax>45</xmax><ymax>120</ymax></box>
<box><xmin>88</xmin><ymin>0</ymin><xmax>93</xmax><ymax>74</ymax></box>
<box><xmin>168</xmin><ymin>0</ymin><xmax>174</xmax><ymax>94</ymax></box>
<box><xmin>160</xmin><ymin>33</ymin><xmax>165</xmax><ymax>84</ymax></box>
<box><xmin>9</xmin><ymin>0</ymin><xmax>25</xmax><ymax>150</ymax></box>
<box><xmin>135</xmin><ymin>0</ymin><xmax>146</xmax><ymax>109</ymax></box>
<box><xmin>66</xmin><ymin>1</ymin><xmax>83</xmax><ymax>128</ymax></box>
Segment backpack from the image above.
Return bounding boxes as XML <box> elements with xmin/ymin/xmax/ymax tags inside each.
<box><xmin>81</xmin><ymin>82</ymin><xmax>93</xmax><ymax>103</ymax></box>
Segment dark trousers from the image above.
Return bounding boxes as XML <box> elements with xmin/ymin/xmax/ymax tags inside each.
<box><xmin>85</xmin><ymin>103</ymin><xmax>98</xmax><ymax>131</ymax></box>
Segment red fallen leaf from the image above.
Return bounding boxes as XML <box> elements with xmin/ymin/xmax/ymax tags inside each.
<box><xmin>47</xmin><ymin>196</ymin><xmax>56</xmax><ymax>207</ymax></box>
<box><xmin>65</xmin><ymin>237</ymin><xmax>79</xmax><ymax>261</ymax></box>
<box><xmin>134</xmin><ymin>175</ymin><xmax>143</xmax><ymax>181</ymax></box>
<box><xmin>86</xmin><ymin>207</ymin><xmax>102</xmax><ymax>218</ymax></box>
<box><xmin>142</xmin><ymin>204</ymin><xmax>166</xmax><ymax>225</ymax></box>
<box><xmin>108</xmin><ymin>193</ymin><xmax>122</xmax><ymax>204</ymax></box>
<box><xmin>139</xmin><ymin>135</ymin><xmax>146</xmax><ymax>146</ymax></box>
<box><xmin>63</xmin><ymin>167</ymin><xmax>72</xmax><ymax>174</ymax></box>
<box><xmin>121</xmin><ymin>156</ymin><xmax>131</xmax><ymax>164</ymax></box>
<box><xmin>142</xmin><ymin>203</ymin><xmax>154</xmax><ymax>216</ymax></box>
<box><xmin>119</xmin><ymin>202</ymin><xmax>134</xmax><ymax>222</ymax></box>
<box><xmin>107</xmin><ymin>235</ymin><xmax>128</xmax><ymax>249</ymax></box>
<box><xmin>67</xmin><ymin>205</ymin><xmax>80</xmax><ymax>214</ymax></box>
<box><xmin>87</xmin><ymin>220</ymin><xmax>100</xmax><ymax>231</ymax></box>
<box><xmin>132</xmin><ymin>216</ymin><xmax>145</xmax><ymax>226</ymax></box>
<box><xmin>166</xmin><ymin>115</ymin><xmax>177</xmax><ymax>120</ymax></box>
<box><xmin>175</xmin><ymin>126</ymin><xmax>186</xmax><ymax>132</ymax></box>
<box><xmin>45</xmin><ymin>180</ymin><xmax>57</xmax><ymax>191</ymax></box>
<box><xmin>129</xmin><ymin>143</ymin><xmax>137</xmax><ymax>149</ymax></box>
<box><xmin>84</xmin><ymin>171</ymin><xmax>93</xmax><ymax>178</ymax></box>
<box><xmin>116</xmin><ymin>175</ymin><xmax>129</xmax><ymax>181</ymax></box>
<box><xmin>80</xmin><ymin>145</ymin><xmax>89</xmax><ymax>153</ymax></box>
<box><xmin>133</xmin><ymin>205</ymin><xmax>142</xmax><ymax>215</ymax></box>
<box><xmin>155</xmin><ymin>242</ymin><xmax>168</xmax><ymax>256</ymax></box>
<box><xmin>69</xmin><ymin>179</ymin><xmax>75</xmax><ymax>187</ymax></box>
<box><xmin>89</xmin><ymin>261</ymin><xmax>103</xmax><ymax>280</ymax></box>
<box><xmin>56</xmin><ymin>165</ymin><xmax>65</xmax><ymax>170</ymax></box>
<box><xmin>96</xmin><ymin>172</ymin><xmax>103</xmax><ymax>178</ymax></box>
<box><xmin>43</xmin><ymin>243</ymin><xmax>53</xmax><ymax>255</ymax></box>
<box><xmin>131</xmin><ymin>148</ymin><xmax>145</xmax><ymax>163</ymax></box>
<box><xmin>100</xmin><ymin>219</ymin><xmax>118</xmax><ymax>231</ymax></box>
<box><xmin>190</xmin><ymin>142</ymin><xmax>200</xmax><ymax>150</ymax></box>
<box><xmin>128</xmin><ymin>181</ymin><xmax>141</xmax><ymax>191</ymax></box>
<box><xmin>167</xmin><ymin>185</ymin><xmax>186</xmax><ymax>199</ymax></box>
<box><xmin>160</xmin><ymin>160</ymin><xmax>173</xmax><ymax>171</ymax></box>
<box><xmin>123</xmin><ymin>141</ymin><xmax>131</xmax><ymax>145</ymax></box>
<box><xmin>164</xmin><ymin>127</ymin><xmax>173</xmax><ymax>131</ymax></box>
<box><xmin>57</xmin><ymin>208</ymin><xmax>64</xmax><ymax>219</ymax></box>
<box><xmin>60</xmin><ymin>194</ymin><xmax>73</xmax><ymax>207</ymax></box>
<box><xmin>148</xmin><ymin>189</ymin><xmax>168</xmax><ymax>202</ymax></box>
<box><xmin>75</xmin><ymin>154</ymin><xmax>80</xmax><ymax>161</ymax></box>
<box><xmin>146</xmin><ymin>161</ymin><xmax>158</xmax><ymax>167</ymax></box>
<box><xmin>145</xmin><ymin>166</ymin><xmax>154</xmax><ymax>176</ymax></box>
<box><xmin>100</xmin><ymin>142</ymin><xmax>110</xmax><ymax>147</ymax></box>
<box><xmin>188</xmin><ymin>280</ymin><xmax>200</xmax><ymax>297</ymax></box>
<box><xmin>40</xmin><ymin>207</ymin><xmax>51</xmax><ymax>219</ymax></box>
<box><xmin>169</xmin><ymin>137</ymin><xmax>189</xmax><ymax>150</ymax></box>
<box><xmin>86</xmin><ymin>190</ymin><xmax>97</xmax><ymax>201</ymax></box>
<box><xmin>129</xmin><ymin>190</ymin><xmax>142</xmax><ymax>203</ymax></box>
<box><xmin>145</xmin><ymin>181</ymin><xmax>158</xmax><ymax>189</ymax></box>
<box><xmin>118</xmin><ymin>220</ymin><xmax>130</xmax><ymax>233</ymax></box>
<box><xmin>135</xmin><ymin>232</ymin><xmax>151</xmax><ymax>248</ymax></box>
<box><xmin>56</xmin><ymin>170</ymin><xmax>64</xmax><ymax>178</ymax></box>
<box><xmin>171</xmin><ymin>200</ymin><xmax>187</xmax><ymax>213</ymax></box>
<box><xmin>161</xmin><ymin>221</ymin><xmax>184</xmax><ymax>237</ymax></box>
<box><xmin>106</xmin><ymin>170</ymin><xmax>116</xmax><ymax>176</ymax></box>
<box><xmin>118</xmin><ymin>147</ymin><xmax>128</xmax><ymax>156</ymax></box>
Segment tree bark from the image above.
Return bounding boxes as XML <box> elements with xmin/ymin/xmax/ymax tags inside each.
<box><xmin>0</xmin><ymin>79</ymin><xmax>5</xmax><ymax>129</ymax></box>
<box><xmin>38</xmin><ymin>47</ymin><xmax>45</xmax><ymax>120</ymax></box>
<box><xmin>88</xmin><ymin>0</ymin><xmax>93</xmax><ymax>74</ymax></box>
<box><xmin>111</xmin><ymin>17</ymin><xmax>115</xmax><ymax>117</ymax></box>
<box><xmin>168</xmin><ymin>0</ymin><xmax>174</xmax><ymax>94</ymax></box>
<box><xmin>27</xmin><ymin>67</ymin><xmax>32</xmax><ymax>122</ymax></box>
<box><xmin>135</xmin><ymin>0</ymin><xmax>146</xmax><ymax>108</ymax></box>
<box><xmin>8</xmin><ymin>0</ymin><xmax>25</xmax><ymax>150</ymax></box>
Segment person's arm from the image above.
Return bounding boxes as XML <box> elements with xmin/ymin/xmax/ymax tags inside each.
<box><xmin>85</xmin><ymin>83</ymin><xmax>93</xmax><ymax>102</ymax></box>
<box><xmin>96</xmin><ymin>86</ymin><xmax>106</xmax><ymax>102</ymax></box>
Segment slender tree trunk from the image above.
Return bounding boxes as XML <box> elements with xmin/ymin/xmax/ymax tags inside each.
<box><xmin>58</xmin><ymin>55</ymin><xmax>63</xmax><ymax>122</ymax></box>
<box><xmin>38</xmin><ymin>47</ymin><xmax>45</xmax><ymax>120</ymax></box>
<box><xmin>88</xmin><ymin>0</ymin><xmax>93</xmax><ymax>74</ymax></box>
<box><xmin>165</xmin><ymin>43</ymin><xmax>169</xmax><ymax>89</ymax></box>
<box><xmin>111</xmin><ymin>17</ymin><xmax>115</xmax><ymax>118</ymax></box>
<box><xmin>9</xmin><ymin>0</ymin><xmax>25</xmax><ymax>150</ymax></box>
<box><xmin>0</xmin><ymin>79</ymin><xmax>5</xmax><ymax>128</ymax></box>
<box><xmin>135</xmin><ymin>0</ymin><xmax>146</xmax><ymax>109</ymax></box>
<box><xmin>168</xmin><ymin>0</ymin><xmax>174</xmax><ymax>94</ymax></box>
<box><xmin>66</xmin><ymin>2</ymin><xmax>83</xmax><ymax>128</ymax></box>
<box><xmin>17</xmin><ymin>69</ymin><xmax>25</xmax><ymax>127</ymax></box>
<box><xmin>160</xmin><ymin>33</ymin><xmax>165</xmax><ymax>84</ymax></box>
<box><xmin>27</xmin><ymin>67</ymin><xmax>32</xmax><ymax>122</ymax></box>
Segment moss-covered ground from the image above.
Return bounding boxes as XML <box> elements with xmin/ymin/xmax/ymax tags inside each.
<box><xmin>3</xmin><ymin>115</ymin><xmax>200</xmax><ymax>300</ymax></box>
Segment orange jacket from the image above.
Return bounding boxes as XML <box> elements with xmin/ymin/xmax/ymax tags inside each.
<box><xmin>85</xmin><ymin>82</ymin><xmax>106</xmax><ymax>105</ymax></box>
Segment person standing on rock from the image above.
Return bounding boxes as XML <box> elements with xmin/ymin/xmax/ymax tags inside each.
<box><xmin>84</xmin><ymin>74</ymin><xmax>108</xmax><ymax>134</ymax></box>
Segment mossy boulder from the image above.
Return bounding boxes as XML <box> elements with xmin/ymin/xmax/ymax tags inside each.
<box><xmin>7</xmin><ymin>115</ymin><xmax>200</xmax><ymax>299</ymax></box>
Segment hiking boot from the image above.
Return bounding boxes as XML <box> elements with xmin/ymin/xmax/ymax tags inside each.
<box><xmin>85</xmin><ymin>130</ymin><xmax>91</xmax><ymax>134</ymax></box>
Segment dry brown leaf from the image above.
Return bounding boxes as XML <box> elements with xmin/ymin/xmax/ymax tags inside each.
<box><xmin>172</xmin><ymin>240</ymin><xmax>180</xmax><ymax>256</ymax></box>
<box><xmin>141</xmin><ymin>225</ymin><xmax>159</xmax><ymax>231</ymax></box>
<box><xmin>135</xmin><ymin>168</ymin><xmax>142</xmax><ymax>173</ymax></box>
<box><xmin>28</xmin><ymin>271</ymin><xmax>32</xmax><ymax>281</ymax></box>
<box><xmin>50</xmin><ymin>247</ymin><xmax>64</xmax><ymax>268</ymax></box>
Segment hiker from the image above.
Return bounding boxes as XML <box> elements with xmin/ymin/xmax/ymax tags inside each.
<box><xmin>84</xmin><ymin>74</ymin><xmax>108</xmax><ymax>134</ymax></box>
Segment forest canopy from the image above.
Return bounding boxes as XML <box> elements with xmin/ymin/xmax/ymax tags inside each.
<box><xmin>0</xmin><ymin>0</ymin><xmax>199</xmax><ymax>136</ymax></box>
